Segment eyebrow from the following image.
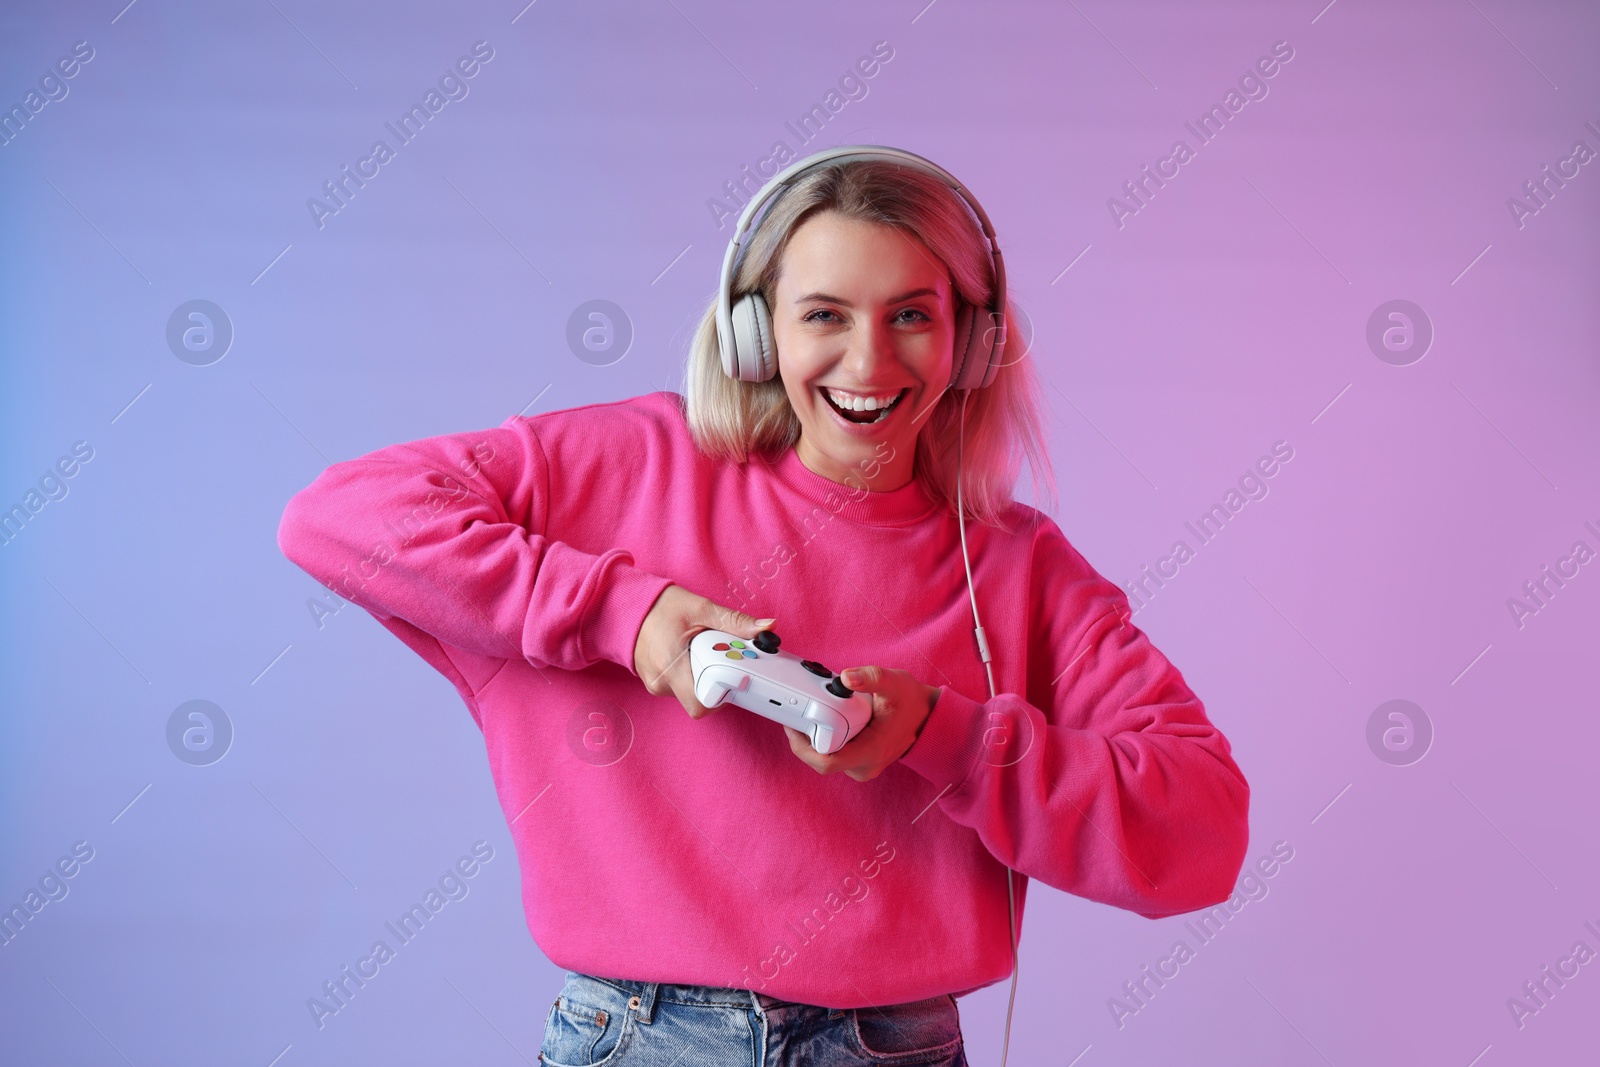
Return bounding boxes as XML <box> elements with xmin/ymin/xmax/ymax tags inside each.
<box><xmin>793</xmin><ymin>288</ymin><xmax>940</xmax><ymax>307</ymax></box>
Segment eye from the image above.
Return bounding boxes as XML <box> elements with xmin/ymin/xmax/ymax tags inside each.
<box><xmin>802</xmin><ymin>308</ymin><xmax>841</xmax><ymax>324</ymax></box>
<box><xmin>895</xmin><ymin>308</ymin><xmax>931</xmax><ymax>324</ymax></box>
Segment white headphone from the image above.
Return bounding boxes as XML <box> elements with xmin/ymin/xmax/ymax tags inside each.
<box><xmin>714</xmin><ymin>144</ymin><xmax>1009</xmax><ymax>392</ymax></box>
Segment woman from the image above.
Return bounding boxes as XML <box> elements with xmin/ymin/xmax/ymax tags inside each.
<box><xmin>277</xmin><ymin>147</ymin><xmax>1250</xmax><ymax>1066</ymax></box>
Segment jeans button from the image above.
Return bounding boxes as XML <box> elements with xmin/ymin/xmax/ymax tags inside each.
<box><xmin>628</xmin><ymin>995</ymin><xmax>641</xmax><ymax>1010</ymax></box>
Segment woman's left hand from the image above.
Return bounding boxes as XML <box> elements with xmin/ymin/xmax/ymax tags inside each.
<box><xmin>784</xmin><ymin>665</ymin><xmax>940</xmax><ymax>782</ymax></box>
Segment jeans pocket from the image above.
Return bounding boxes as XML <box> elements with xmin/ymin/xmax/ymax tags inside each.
<box><xmin>848</xmin><ymin>994</ymin><xmax>963</xmax><ymax>1064</ymax></box>
<box><xmin>539</xmin><ymin>980</ymin><xmax>633</xmax><ymax>1067</ymax></box>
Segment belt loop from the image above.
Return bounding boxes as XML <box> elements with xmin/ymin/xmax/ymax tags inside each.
<box><xmin>630</xmin><ymin>981</ymin><xmax>659</xmax><ymax>1024</ymax></box>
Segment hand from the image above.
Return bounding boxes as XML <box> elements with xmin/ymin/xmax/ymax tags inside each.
<box><xmin>634</xmin><ymin>584</ymin><xmax>775</xmax><ymax>721</ymax></box>
<box><xmin>785</xmin><ymin>665</ymin><xmax>940</xmax><ymax>782</ymax></box>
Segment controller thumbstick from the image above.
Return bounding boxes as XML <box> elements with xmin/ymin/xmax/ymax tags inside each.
<box><xmin>826</xmin><ymin>675</ymin><xmax>853</xmax><ymax>698</ymax></box>
<box><xmin>752</xmin><ymin>630</ymin><xmax>780</xmax><ymax>654</ymax></box>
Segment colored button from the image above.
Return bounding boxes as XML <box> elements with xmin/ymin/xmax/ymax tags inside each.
<box><xmin>712</xmin><ymin>642</ymin><xmax>730</xmax><ymax>651</ymax></box>
<box><xmin>741</xmin><ymin>649</ymin><xmax>757</xmax><ymax>659</ymax></box>
<box><xmin>730</xmin><ymin>640</ymin><xmax>746</xmax><ymax>649</ymax></box>
<box><xmin>725</xmin><ymin>651</ymin><xmax>744</xmax><ymax>660</ymax></box>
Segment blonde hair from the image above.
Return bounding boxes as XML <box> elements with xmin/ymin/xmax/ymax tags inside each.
<box><xmin>681</xmin><ymin>158</ymin><xmax>1056</xmax><ymax>529</ymax></box>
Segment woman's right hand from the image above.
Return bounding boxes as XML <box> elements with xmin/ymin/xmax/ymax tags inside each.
<box><xmin>634</xmin><ymin>585</ymin><xmax>776</xmax><ymax>720</ymax></box>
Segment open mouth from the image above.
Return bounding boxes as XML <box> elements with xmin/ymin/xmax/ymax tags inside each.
<box><xmin>819</xmin><ymin>387</ymin><xmax>908</xmax><ymax>426</ymax></box>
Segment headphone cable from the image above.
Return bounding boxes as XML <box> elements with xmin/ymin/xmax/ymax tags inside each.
<box><xmin>956</xmin><ymin>388</ymin><xmax>1019</xmax><ymax>1067</ymax></box>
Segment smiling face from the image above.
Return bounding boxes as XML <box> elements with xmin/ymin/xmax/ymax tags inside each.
<box><xmin>770</xmin><ymin>210</ymin><xmax>956</xmax><ymax>492</ymax></box>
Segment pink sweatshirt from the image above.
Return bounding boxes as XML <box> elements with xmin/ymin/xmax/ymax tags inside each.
<box><xmin>276</xmin><ymin>390</ymin><xmax>1249</xmax><ymax>1008</ymax></box>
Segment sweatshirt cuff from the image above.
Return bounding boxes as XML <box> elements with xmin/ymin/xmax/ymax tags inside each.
<box><xmin>897</xmin><ymin>684</ymin><xmax>986</xmax><ymax>791</ymax></box>
<box><xmin>576</xmin><ymin>554</ymin><xmax>675</xmax><ymax>677</ymax></box>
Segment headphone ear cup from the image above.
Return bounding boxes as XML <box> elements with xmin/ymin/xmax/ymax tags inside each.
<box><xmin>730</xmin><ymin>292</ymin><xmax>777</xmax><ymax>381</ymax></box>
<box><xmin>750</xmin><ymin>293</ymin><xmax>776</xmax><ymax>380</ymax></box>
<box><xmin>950</xmin><ymin>301</ymin><xmax>1005</xmax><ymax>391</ymax></box>
<box><xmin>950</xmin><ymin>302</ymin><xmax>979</xmax><ymax>390</ymax></box>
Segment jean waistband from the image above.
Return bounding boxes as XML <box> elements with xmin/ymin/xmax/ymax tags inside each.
<box><xmin>569</xmin><ymin>971</ymin><xmax>836</xmax><ymax>1023</ymax></box>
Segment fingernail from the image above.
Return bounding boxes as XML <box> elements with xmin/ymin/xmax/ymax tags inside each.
<box><xmin>841</xmin><ymin>669</ymin><xmax>859</xmax><ymax>686</ymax></box>
<box><xmin>753</xmin><ymin>617</ymin><xmax>777</xmax><ymax>628</ymax></box>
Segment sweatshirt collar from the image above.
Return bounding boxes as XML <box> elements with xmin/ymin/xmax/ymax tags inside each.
<box><xmin>760</xmin><ymin>444</ymin><xmax>939</xmax><ymax>527</ymax></box>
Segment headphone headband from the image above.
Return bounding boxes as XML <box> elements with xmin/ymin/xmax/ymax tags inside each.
<box><xmin>714</xmin><ymin>144</ymin><xmax>1008</xmax><ymax>390</ymax></box>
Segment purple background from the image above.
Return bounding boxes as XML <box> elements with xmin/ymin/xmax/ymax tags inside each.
<box><xmin>2</xmin><ymin>0</ymin><xmax>1597</xmax><ymax>1064</ymax></box>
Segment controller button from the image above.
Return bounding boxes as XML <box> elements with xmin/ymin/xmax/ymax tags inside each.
<box><xmin>730</xmin><ymin>640</ymin><xmax>746</xmax><ymax>649</ymax></box>
<box><xmin>724</xmin><ymin>651</ymin><xmax>744</xmax><ymax>660</ymax></box>
<box><xmin>753</xmin><ymin>630</ymin><xmax>780</xmax><ymax>653</ymax></box>
<box><xmin>711</xmin><ymin>642</ymin><xmax>730</xmax><ymax>651</ymax></box>
<box><xmin>826</xmin><ymin>676</ymin><xmax>853</xmax><ymax>698</ymax></box>
<box><xmin>741</xmin><ymin>649</ymin><xmax>757</xmax><ymax>659</ymax></box>
<box><xmin>801</xmin><ymin>659</ymin><xmax>831</xmax><ymax>677</ymax></box>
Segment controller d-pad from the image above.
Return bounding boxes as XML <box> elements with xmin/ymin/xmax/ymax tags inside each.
<box><xmin>801</xmin><ymin>659</ymin><xmax>831</xmax><ymax>678</ymax></box>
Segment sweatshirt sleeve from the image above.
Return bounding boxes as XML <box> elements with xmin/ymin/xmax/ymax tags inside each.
<box><xmin>896</xmin><ymin>517</ymin><xmax>1250</xmax><ymax>918</ymax></box>
<box><xmin>275</xmin><ymin>414</ymin><xmax>674</xmax><ymax>677</ymax></box>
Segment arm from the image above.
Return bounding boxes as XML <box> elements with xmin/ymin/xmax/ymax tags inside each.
<box><xmin>275</xmin><ymin>415</ymin><xmax>673</xmax><ymax>676</ymax></box>
<box><xmin>897</xmin><ymin>518</ymin><xmax>1250</xmax><ymax>918</ymax></box>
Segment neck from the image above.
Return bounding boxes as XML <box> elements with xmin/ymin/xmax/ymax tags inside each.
<box><xmin>793</xmin><ymin>434</ymin><xmax>913</xmax><ymax>493</ymax></box>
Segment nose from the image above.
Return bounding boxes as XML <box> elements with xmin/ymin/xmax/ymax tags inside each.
<box><xmin>839</xmin><ymin>312</ymin><xmax>897</xmax><ymax>380</ymax></box>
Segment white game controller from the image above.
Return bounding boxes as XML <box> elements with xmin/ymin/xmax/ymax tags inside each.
<box><xmin>689</xmin><ymin>629</ymin><xmax>872</xmax><ymax>754</ymax></box>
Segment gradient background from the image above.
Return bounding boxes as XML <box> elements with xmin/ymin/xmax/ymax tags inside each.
<box><xmin>2</xmin><ymin>0</ymin><xmax>1597</xmax><ymax>1064</ymax></box>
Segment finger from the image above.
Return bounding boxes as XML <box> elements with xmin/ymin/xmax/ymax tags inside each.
<box><xmin>785</xmin><ymin>725</ymin><xmax>828</xmax><ymax>771</ymax></box>
<box><xmin>672</xmin><ymin>659</ymin><xmax>720</xmax><ymax>719</ymax></box>
<box><xmin>641</xmin><ymin>634</ymin><xmax>694</xmax><ymax>695</ymax></box>
<box><xmin>678</xmin><ymin>684</ymin><xmax>720</xmax><ymax>719</ymax></box>
<box><xmin>643</xmin><ymin>662</ymin><xmax>679</xmax><ymax>695</ymax></box>
<box><xmin>840</xmin><ymin>665</ymin><xmax>881</xmax><ymax>691</ymax></box>
<box><xmin>705</xmin><ymin>601</ymin><xmax>777</xmax><ymax>638</ymax></box>
<box><xmin>685</xmin><ymin>701</ymin><xmax>721</xmax><ymax>720</ymax></box>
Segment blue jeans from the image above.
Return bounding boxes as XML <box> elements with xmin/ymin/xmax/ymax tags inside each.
<box><xmin>539</xmin><ymin>970</ymin><xmax>968</xmax><ymax>1066</ymax></box>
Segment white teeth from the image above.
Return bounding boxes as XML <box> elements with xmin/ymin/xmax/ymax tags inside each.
<box><xmin>825</xmin><ymin>388</ymin><xmax>901</xmax><ymax>413</ymax></box>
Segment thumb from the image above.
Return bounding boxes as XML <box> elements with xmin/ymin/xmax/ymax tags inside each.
<box><xmin>839</xmin><ymin>665</ymin><xmax>879</xmax><ymax>691</ymax></box>
<box><xmin>709</xmin><ymin>603</ymin><xmax>777</xmax><ymax>638</ymax></box>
